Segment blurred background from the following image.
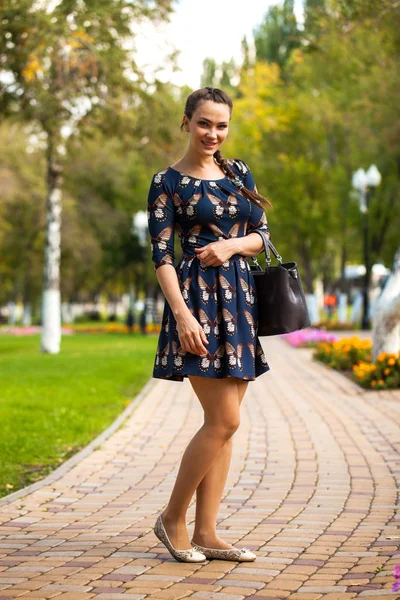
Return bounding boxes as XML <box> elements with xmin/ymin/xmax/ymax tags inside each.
<box><xmin>1</xmin><ymin>0</ymin><xmax>399</xmax><ymax>334</ymax></box>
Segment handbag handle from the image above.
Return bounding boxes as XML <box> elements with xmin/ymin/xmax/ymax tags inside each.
<box><xmin>250</xmin><ymin>230</ymin><xmax>283</xmax><ymax>270</ymax></box>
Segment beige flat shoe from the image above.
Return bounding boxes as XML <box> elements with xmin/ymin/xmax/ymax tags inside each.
<box><xmin>154</xmin><ymin>515</ymin><xmax>207</xmax><ymax>563</ymax></box>
<box><xmin>191</xmin><ymin>540</ymin><xmax>256</xmax><ymax>562</ymax></box>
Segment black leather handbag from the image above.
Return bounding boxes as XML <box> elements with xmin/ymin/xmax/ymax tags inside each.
<box><xmin>249</xmin><ymin>230</ymin><xmax>311</xmax><ymax>336</ymax></box>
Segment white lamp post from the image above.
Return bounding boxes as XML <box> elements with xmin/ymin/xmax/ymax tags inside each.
<box><xmin>351</xmin><ymin>164</ymin><xmax>382</xmax><ymax>329</ymax></box>
<box><xmin>132</xmin><ymin>210</ymin><xmax>150</xmax><ymax>333</ymax></box>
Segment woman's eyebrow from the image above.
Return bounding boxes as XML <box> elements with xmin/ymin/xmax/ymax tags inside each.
<box><xmin>198</xmin><ymin>117</ymin><xmax>228</xmax><ymax>125</ymax></box>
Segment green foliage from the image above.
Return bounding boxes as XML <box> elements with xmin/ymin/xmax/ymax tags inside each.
<box><xmin>0</xmin><ymin>122</ymin><xmax>46</xmax><ymax>306</ymax></box>
<box><xmin>254</xmin><ymin>0</ymin><xmax>301</xmax><ymax>72</ymax></box>
<box><xmin>0</xmin><ymin>0</ymin><xmax>177</xmax><ymax>309</ymax></box>
<box><xmin>1</xmin><ymin>0</ymin><xmax>400</xmax><ymax>305</ymax></box>
<box><xmin>0</xmin><ymin>0</ymin><xmax>174</xmax><ymax>137</ymax></box>
<box><xmin>313</xmin><ymin>336</ymin><xmax>372</xmax><ymax>370</ymax></box>
<box><xmin>224</xmin><ymin>0</ymin><xmax>400</xmax><ymax>291</ymax></box>
<box><xmin>201</xmin><ymin>58</ymin><xmax>218</xmax><ymax>87</ymax></box>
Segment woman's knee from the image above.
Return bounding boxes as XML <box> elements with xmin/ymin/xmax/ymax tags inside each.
<box><xmin>204</xmin><ymin>415</ymin><xmax>240</xmax><ymax>440</ymax></box>
<box><xmin>188</xmin><ymin>375</ymin><xmax>241</xmax><ymax>438</ymax></box>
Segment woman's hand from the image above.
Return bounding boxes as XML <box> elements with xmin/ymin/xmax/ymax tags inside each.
<box><xmin>176</xmin><ymin>311</ymin><xmax>209</xmax><ymax>356</ymax></box>
<box><xmin>194</xmin><ymin>239</ymin><xmax>235</xmax><ymax>267</ymax></box>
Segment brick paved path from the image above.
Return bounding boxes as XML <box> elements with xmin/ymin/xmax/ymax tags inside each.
<box><xmin>1</xmin><ymin>336</ymin><xmax>399</xmax><ymax>600</ymax></box>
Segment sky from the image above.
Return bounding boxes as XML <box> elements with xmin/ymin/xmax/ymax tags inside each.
<box><xmin>133</xmin><ymin>0</ymin><xmax>304</xmax><ymax>89</ymax></box>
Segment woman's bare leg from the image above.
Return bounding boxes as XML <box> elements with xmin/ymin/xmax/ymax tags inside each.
<box><xmin>161</xmin><ymin>376</ymin><xmax>242</xmax><ymax>550</ymax></box>
<box><xmin>192</xmin><ymin>378</ymin><xmax>249</xmax><ymax>548</ymax></box>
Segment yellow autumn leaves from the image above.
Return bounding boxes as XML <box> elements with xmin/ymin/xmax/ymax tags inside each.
<box><xmin>22</xmin><ymin>31</ymin><xmax>95</xmax><ymax>83</ymax></box>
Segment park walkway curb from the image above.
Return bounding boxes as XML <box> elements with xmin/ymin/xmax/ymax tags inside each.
<box><xmin>0</xmin><ymin>335</ymin><xmax>399</xmax><ymax>600</ymax></box>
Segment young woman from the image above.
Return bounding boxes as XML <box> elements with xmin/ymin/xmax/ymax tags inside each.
<box><xmin>147</xmin><ymin>87</ymin><xmax>272</xmax><ymax>563</ymax></box>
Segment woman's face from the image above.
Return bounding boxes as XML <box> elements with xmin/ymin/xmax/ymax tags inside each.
<box><xmin>183</xmin><ymin>100</ymin><xmax>231</xmax><ymax>156</ymax></box>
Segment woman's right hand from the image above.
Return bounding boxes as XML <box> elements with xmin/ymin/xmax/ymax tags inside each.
<box><xmin>176</xmin><ymin>311</ymin><xmax>209</xmax><ymax>356</ymax></box>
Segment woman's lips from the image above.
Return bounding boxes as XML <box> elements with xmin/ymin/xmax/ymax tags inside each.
<box><xmin>202</xmin><ymin>141</ymin><xmax>217</xmax><ymax>148</ymax></box>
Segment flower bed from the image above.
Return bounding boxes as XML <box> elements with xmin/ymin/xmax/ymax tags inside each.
<box><xmin>313</xmin><ymin>336</ymin><xmax>400</xmax><ymax>390</ymax></box>
<box><xmin>0</xmin><ymin>326</ymin><xmax>74</xmax><ymax>336</ymax></box>
<box><xmin>281</xmin><ymin>328</ymin><xmax>338</xmax><ymax>348</ymax></box>
<box><xmin>0</xmin><ymin>323</ymin><xmax>162</xmax><ymax>335</ymax></box>
<box><xmin>63</xmin><ymin>322</ymin><xmax>161</xmax><ymax>334</ymax></box>
<box><xmin>313</xmin><ymin>336</ymin><xmax>372</xmax><ymax>370</ymax></box>
<box><xmin>353</xmin><ymin>352</ymin><xmax>400</xmax><ymax>390</ymax></box>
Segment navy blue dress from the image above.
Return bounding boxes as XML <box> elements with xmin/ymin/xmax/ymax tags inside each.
<box><xmin>146</xmin><ymin>158</ymin><xmax>271</xmax><ymax>382</ymax></box>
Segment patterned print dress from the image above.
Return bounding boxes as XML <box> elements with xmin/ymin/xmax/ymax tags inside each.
<box><xmin>146</xmin><ymin>158</ymin><xmax>271</xmax><ymax>382</ymax></box>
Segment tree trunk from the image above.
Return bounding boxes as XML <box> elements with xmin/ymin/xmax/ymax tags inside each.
<box><xmin>299</xmin><ymin>242</ymin><xmax>314</xmax><ymax>294</ymax></box>
<box><xmin>372</xmin><ymin>246</ymin><xmax>400</xmax><ymax>360</ymax></box>
<box><xmin>22</xmin><ymin>256</ymin><xmax>32</xmax><ymax>326</ymax></box>
<box><xmin>41</xmin><ymin>149</ymin><xmax>62</xmax><ymax>354</ymax></box>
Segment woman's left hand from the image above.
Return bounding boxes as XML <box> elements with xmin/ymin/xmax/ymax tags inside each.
<box><xmin>194</xmin><ymin>239</ymin><xmax>236</xmax><ymax>267</ymax></box>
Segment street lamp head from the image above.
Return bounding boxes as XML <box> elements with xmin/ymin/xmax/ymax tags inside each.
<box><xmin>351</xmin><ymin>168</ymin><xmax>367</xmax><ymax>191</ymax></box>
<box><xmin>133</xmin><ymin>210</ymin><xmax>149</xmax><ymax>246</ymax></box>
<box><xmin>366</xmin><ymin>164</ymin><xmax>381</xmax><ymax>188</ymax></box>
<box><xmin>134</xmin><ymin>210</ymin><xmax>148</xmax><ymax>230</ymax></box>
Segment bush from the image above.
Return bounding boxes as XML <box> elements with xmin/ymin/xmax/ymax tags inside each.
<box><xmin>353</xmin><ymin>352</ymin><xmax>400</xmax><ymax>390</ymax></box>
<box><xmin>313</xmin><ymin>336</ymin><xmax>372</xmax><ymax>370</ymax></box>
<box><xmin>74</xmin><ymin>311</ymin><xmax>102</xmax><ymax>323</ymax></box>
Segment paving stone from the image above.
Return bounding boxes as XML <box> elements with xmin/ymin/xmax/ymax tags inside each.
<box><xmin>319</xmin><ymin>595</ymin><xmax>357</xmax><ymax>599</ymax></box>
<box><xmin>53</xmin><ymin>594</ymin><xmax>96</xmax><ymax>599</ymax></box>
<box><xmin>358</xmin><ymin>593</ymin><xmax>400</xmax><ymax>597</ymax></box>
<box><xmin>297</xmin><ymin>587</ymin><xmax>348</xmax><ymax>593</ymax></box>
<box><xmin>286</xmin><ymin>595</ymin><xmax>323</xmax><ymax>600</ymax></box>
<box><xmin>191</xmin><ymin>593</ymin><xmax>244</xmax><ymax>600</ymax></box>
<box><xmin>216</xmin><ymin>579</ymin><xmax>265</xmax><ymax>589</ymax></box>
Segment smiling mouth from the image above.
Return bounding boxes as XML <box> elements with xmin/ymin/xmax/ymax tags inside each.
<box><xmin>202</xmin><ymin>141</ymin><xmax>217</xmax><ymax>147</ymax></box>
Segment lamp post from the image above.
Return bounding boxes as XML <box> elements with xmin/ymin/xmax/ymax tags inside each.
<box><xmin>351</xmin><ymin>165</ymin><xmax>382</xmax><ymax>330</ymax></box>
<box><xmin>133</xmin><ymin>210</ymin><xmax>149</xmax><ymax>333</ymax></box>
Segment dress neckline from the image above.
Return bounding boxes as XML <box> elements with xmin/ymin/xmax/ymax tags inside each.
<box><xmin>167</xmin><ymin>166</ymin><xmax>227</xmax><ymax>182</ymax></box>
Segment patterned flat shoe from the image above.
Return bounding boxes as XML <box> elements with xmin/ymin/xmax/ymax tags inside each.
<box><xmin>191</xmin><ymin>541</ymin><xmax>256</xmax><ymax>562</ymax></box>
<box><xmin>154</xmin><ymin>515</ymin><xmax>207</xmax><ymax>563</ymax></box>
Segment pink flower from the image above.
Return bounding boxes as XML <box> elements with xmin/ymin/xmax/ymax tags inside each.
<box><xmin>393</xmin><ymin>581</ymin><xmax>400</xmax><ymax>592</ymax></box>
<box><xmin>393</xmin><ymin>564</ymin><xmax>400</xmax><ymax>579</ymax></box>
<box><xmin>281</xmin><ymin>328</ymin><xmax>337</xmax><ymax>347</ymax></box>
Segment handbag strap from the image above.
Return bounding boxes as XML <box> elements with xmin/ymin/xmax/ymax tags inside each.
<box><xmin>250</xmin><ymin>230</ymin><xmax>283</xmax><ymax>268</ymax></box>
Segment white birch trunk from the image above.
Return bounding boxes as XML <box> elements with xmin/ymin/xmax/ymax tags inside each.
<box><xmin>41</xmin><ymin>161</ymin><xmax>62</xmax><ymax>354</ymax></box>
<box><xmin>7</xmin><ymin>301</ymin><xmax>16</xmax><ymax>325</ymax></box>
<box><xmin>22</xmin><ymin>303</ymin><xmax>32</xmax><ymax>326</ymax></box>
<box><xmin>372</xmin><ymin>247</ymin><xmax>400</xmax><ymax>360</ymax></box>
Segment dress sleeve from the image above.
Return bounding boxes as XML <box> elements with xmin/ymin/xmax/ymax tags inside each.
<box><xmin>147</xmin><ymin>172</ymin><xmax>176</xmax><ymax>271</ymax></box>
<box><xmin>234</xmin><ymin>160</ymin><xmax>271</xmax><ymax>248</ymax></box>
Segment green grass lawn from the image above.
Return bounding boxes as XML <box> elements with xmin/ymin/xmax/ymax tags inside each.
<box><xmin>0</xmin><ymin>332</ymin><xmax>157</xmax><ymax>499</ymax></box>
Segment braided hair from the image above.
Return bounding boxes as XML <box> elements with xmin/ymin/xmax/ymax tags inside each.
<box><xmin>180</xmin><ymin>87</ymin><xmax>272</xmax><ymax>209</ymax></box>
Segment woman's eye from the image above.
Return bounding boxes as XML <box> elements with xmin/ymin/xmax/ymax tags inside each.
<box><xmin>199</xmin><ymin>122</ymin><xmax>227</xmax><ymax>129</ymax></box>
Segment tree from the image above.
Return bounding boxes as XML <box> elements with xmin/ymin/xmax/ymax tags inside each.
<box><xmin>0</xmin><ymin>121</ymin><xmax>46</xmax><ymax>318</ymax></box>
<box><xmin>226</xmin><ymin>61</ymin><xmax>342</xmax><ymax>293</ymax></box>
<box><xmin>200</xmin><ymin>58</ymin><xmax>218</xmax><ymax>88</ymax></box>
<box><xmin>253</xmin><ymin>0</ymin><xmax>301</xmax><ymax>75</ymax></box>
<box><xmin>0</xmin><ymin>0</ymin><xmax>173</xmax><ymax>352</ymax></box>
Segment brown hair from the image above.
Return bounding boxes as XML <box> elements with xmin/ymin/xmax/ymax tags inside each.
<box><xmin>180</xmin><ymin>86</ymin><xmax>272</xmax><ymax>209</ymax></box>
